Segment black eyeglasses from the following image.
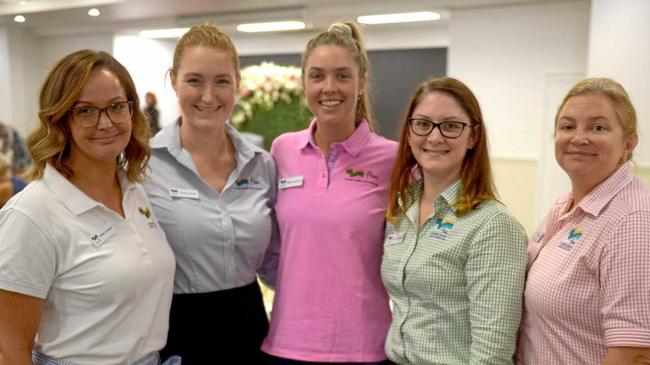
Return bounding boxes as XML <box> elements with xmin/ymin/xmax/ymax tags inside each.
<box><xmin>408</xmin><ymin>118</ymin><xmax>471</xmax><ymax>139</ymax></box>
<box><xmin>69</xmin><ymin>101</ymin><xmax>134</xmax><ymax>128</ymax></box>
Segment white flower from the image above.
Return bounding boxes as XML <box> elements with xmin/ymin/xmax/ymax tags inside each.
<box><xmin>232</xmin><ymin>62</ymin><xmax>303</xmax><ymax>126</ymax></box>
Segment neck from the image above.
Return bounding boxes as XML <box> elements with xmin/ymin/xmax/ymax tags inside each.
<box><xmin>422</xmin><ymin>170</ymin><xmax>459</xmax><ymax>203</ymax></box>
<box><xmin>313</xmin><ymin>118</ymin><xmax>357</xmax><ymax>156</ymax></box>
<box><xmin>180</xmin><ymin>120</ymin><xmax>231</xmax><ymax>157</ymax></box>
<box><xmin>66</xmin><ymin>155</ymin><xmax>121</xmax><ymax>201</ymax></box>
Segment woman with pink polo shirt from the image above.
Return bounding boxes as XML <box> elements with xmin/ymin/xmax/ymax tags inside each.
<box><xmin>261</xmin><ymin>22</ymin><xmax>397</xmax><ymax>364</ymax></box>
<box><xmin>517</xmin><ymin>78</ymin><xmax>650</xmax><ymax>364</ymax></box>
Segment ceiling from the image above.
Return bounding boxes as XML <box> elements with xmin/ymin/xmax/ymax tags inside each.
<box><xmin>0</xmin><ymin>0</ymin><xmax>569</xmax><ymax>37</ymax></box>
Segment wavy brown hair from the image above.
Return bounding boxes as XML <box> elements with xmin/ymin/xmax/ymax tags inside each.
<box><xmin>302</xmin><ymin>21</ymin><xmax>376</xmax><ymax>131</ymax></box>
<box><xmin>386</xmin><ymin>77</ymin><xmax>497</xmax><ymax>223</ymax></box>
<box><xmin>26</xmin><ymin>50</ymin><xmax>150</xmax><ymax>183</ymax></box>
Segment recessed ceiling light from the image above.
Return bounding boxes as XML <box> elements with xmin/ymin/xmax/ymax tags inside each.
<box><xmin>357</xmin><ymin>11</ymin><xmax>441</xmax><ymax>25</ymax></box>
<box><xmin>14</xmin><ymin>15</ymin><xmax>26</xmax><ymax>23</ymax></box>
<box><xmin>236</xmin><ymin>21</ymin><xmax>305</xmax><ymax>33</ymax></box>
<box><xmin>139</xmin><ymin>28</ymin><xmax>190</xmax><ymax>39</ymax></box>
<box><xmin>88</xmin><ymin>8</ymin><xmax>100</xmax><ymax>17</ymax></box>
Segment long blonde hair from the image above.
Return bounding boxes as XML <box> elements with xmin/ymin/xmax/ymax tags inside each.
<box><xmin>302</xmin><ymin>21</ymin><xmax>376</xmax><ymax>130</ymax></box>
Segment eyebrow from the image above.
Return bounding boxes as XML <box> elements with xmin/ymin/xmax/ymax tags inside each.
<box><xmin>307</xmin><ymin>66</ymin><xmax>353</xmax><ymax>72</ymax></box>
<box><xmin>411</xmin><ymin>114</ymin><xmax>465</xmax><ymax>121</ymax></box>
<box><xmin>183</xmin><ymin>72</ymin><xmax>233</xmax><ymax>79</ymax></box>
<box><xmin>73</xmin><ymin>97</ymin><xmax>127</xmax><ymax>106</ymax></box>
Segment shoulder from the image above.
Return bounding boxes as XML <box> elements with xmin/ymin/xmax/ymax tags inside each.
<box><xmin>271</xmin><ymin>129</ymin><xmax>309</xmax><ymax>152</ymax></box>
<box><xmin>469</xmin><ymin>200</ymin><xmax>526</xmax><ymax>235</ymax></box>
<box><xmin>615</xmin><ymin>177</ymin><xmax>650</xmax><ymax>213</ymax></box>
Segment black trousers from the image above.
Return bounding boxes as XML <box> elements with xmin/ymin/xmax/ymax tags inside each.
<box><xmin>160</xmin><ymin>281</ymin><xmax>269</xmax><ymax>365</ymax></box>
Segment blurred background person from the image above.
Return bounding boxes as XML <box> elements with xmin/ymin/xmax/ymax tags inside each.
<box><xmin>382</xmin><ymin>77</ymin><xmax>527</xmax><ymax>364</ymax></box>
<box><xmin>144</xmin><ymin>24</ymin><xmax>278</xmax><ymax>365</ymax></box>
<box><xmin>0</xmin><ymin>50</ymin><xmax>177</xmax><ymax>365</ymax></box>
<box><xmin>144</xmin><ymin>91</ymin><xmax>161</xmax><ymax>136</ymax></box>
<box><xmin>0</xmin><ymin>121</ymin><xmax>31</xmax><ymax>174</ymax></box>
<box><xmin>518</xmin><ymin>78</ymin><xmax>650</xmax><ymax>365</ymax></box>
<box><xmin>262</xmin><ymin>22</ymin><xmax>397</xmax><ymax>365</ymax></box>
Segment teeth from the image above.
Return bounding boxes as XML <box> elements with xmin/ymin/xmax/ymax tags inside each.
<box><xmin>320</xmin><ymin>100</ymin><xmax>342</xmax><ymax>107</ymax></box>
<box><xmin>197</xmin><ymin>106</ymin><xmax>219</xmax><ymax>111</ymax></box>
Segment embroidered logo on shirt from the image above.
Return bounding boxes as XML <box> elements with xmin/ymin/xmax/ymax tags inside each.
<box><xmin>344</xmin><ymin>167</ymin><xmax>378</xmax><ymax>186</ymax></box>
<box><xmin>430</xmin><ymin>217</ymin><xmax>456</xmax><ymax>240</ymax></box>
<box><xmin>558</xmin><ymin>227</ymin><xmax>585</xmax><ymax>251</ymax></box>
<box><xmin>138</xmin><ymin>206</ymin><xmax>151</xmax><ymax>218</ymax></box>
<box><xmin>235</xmin><ymin>176</ymin><xmax>263</xmax><ymax>190</ymax></box>
<box><xmin>138</xmin><ymin>206</ymin><xmax>157</xmax><ymax>228</ymax></box>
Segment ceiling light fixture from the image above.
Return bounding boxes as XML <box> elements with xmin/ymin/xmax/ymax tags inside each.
<box><xmin>88</xmin><ymin>8</ymin><xmax>100</xmax><ymax>17</ymax></box>
<box><xmin>357</xmin><ymin>11</ymin><xmax>440</xmax><ymax>25</ymax></box>
<box><xmin>236</xmin><ymin>21</ymin><xmax>305</xmax><ymax>33</ymax></box>
<box><xmin>139</xmin><ymin>28</ymin><xmax>190</xmax><ymax>39</ymax></box>
<box><xmin>13</xmin><ymin>15</ymin><xmax>25</xmax><ymax>23</ymax></box>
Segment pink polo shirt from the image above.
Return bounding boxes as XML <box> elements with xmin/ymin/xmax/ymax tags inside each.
<box><xmin>261</xmin><ymin>119</ymin><xmax>397</xmax><ymax>362</ymax></box>
<box><xmin>518</xmin><ymin>162</ymin><xmax>650</xmax><ymax>364</ymax></box>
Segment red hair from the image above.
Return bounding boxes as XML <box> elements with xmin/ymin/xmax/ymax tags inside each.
<box><xmin>386</xmin><ymin>77</ymin><xmax>497</xmax><ymax>223</ymax></box>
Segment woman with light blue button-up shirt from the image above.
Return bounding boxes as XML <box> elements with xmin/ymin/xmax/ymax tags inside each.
<box><xmin>144</xmin><ymin>24</ymin><xmax>278</xmax><ymax>364</ymax></box>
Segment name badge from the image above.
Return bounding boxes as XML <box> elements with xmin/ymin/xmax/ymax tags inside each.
<box><xmin>91</xmin><ymin>223</ymin><xmax>115</xmax><ymax>247</ymax></box>
<box><xmin>532</xmin><ymin>229</ymin><xmax>544</xmax><ymax>243</ymax></box>
<box><xmin>279</xmin><ymin>176</ymin><xmax>304</xmax><ymax>189</ymax></box>
<box><xmin>385</xmin><ymin>232</ymin><xmax>405</xmax><ymax>245</ymax></box>
<box><xmin>169</xmin><ymin>187</ymin><xmax>200</xmax><ymax>199</ymax></box>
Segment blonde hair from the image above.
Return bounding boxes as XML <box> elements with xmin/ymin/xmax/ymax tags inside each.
<box><xmin>172</xmin><ymin>23</ymin><xmax>239</xmax><ymax>77</ymax></box>
<box><xmin>26</xmin><ymin>50</ymin><xmax>150</xmax><ymax>182</ymax></box>
<box><xmin>556</xmin><ymin>77</ymin><xmax>637</xmax><ymax>161</ymax></box>
<box><xmin>302</xmin><ymin>21</ymin><xmax>375</xmax><ymax>130</ymax></box>
<box><xmin>387</xmin><ymin>77</ymin><xmax>497</xmax><ymax>223</ymax></box>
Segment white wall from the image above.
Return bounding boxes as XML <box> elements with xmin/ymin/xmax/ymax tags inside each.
<box><xmin>587</xmin><ymin>0</ymin><xmax>650</xmax><ymax>166</ymax></box>
<box><xmin>0</xmin><ymin>27</ymin><xmax>11</xmax><ymax>128</ymax></box>
<box><xmin>113</xmin><ymin>36</ymin><xmax>178</xmax><ymax>128</ymax></box>
<box><xmin>448</xmin><ymin>0</ymin><xmax>590</xmax><ymax>160</ymax></box>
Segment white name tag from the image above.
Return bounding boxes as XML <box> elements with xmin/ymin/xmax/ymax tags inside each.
<box><xmin>169</xmin><ymin>187</ymin><xmax>200</xmax><ymax>199</ymax></box>
<box><xmin>385</xmin><ymin>232</ymin><xmax>405</xmax><ymax>245</ymax></box>
<box><xmin>91</xmin><ymin>223</ymin><xmax>116</xmax><ymax>247</ymax></box>
<box><xmin>278</xmin><ymin>176</ymin><xmax>304</xmax><ymax>189</ymax></box>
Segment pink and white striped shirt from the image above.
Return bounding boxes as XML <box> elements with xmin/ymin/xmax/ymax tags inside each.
<box><xmin>518</xmin><ymin>162</ymin><xmax>650</xmax><ymax>364</ymax></box>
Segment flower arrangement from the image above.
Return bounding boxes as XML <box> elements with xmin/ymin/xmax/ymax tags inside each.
<box><xmin>231</xmin><ymin>62</ymin><xmax>303</xmax><ymax>126</ymax></box>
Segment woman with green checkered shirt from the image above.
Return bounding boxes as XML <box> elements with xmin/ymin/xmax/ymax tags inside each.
<box><xmin>381</xmin><ymin>77</ymin><xmax>528</xmax><ymax>365</ymax></box>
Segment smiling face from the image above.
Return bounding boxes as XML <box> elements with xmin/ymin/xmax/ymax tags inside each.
<box><xmin>67</xmin><ymin>68</ymin><xmax>132</xmax><ymax>167</ymax></box>
<box><xmin>408</xmin><ymin>91</ymin><xmax>476</xmax><ymax>184</ymax></box>
<box><xmin>303</xmin><ymin>45</ymin><xmax>366</xmax><ymax>131</ymax></box>
<box><xmin>555</xmin><ymin>92</ymin><xmax>637</xmax><ymax>188</ymax></box>
<box><xmin>171</xmin><ymin>46</ymin><xmax>239</xmax><ymax>132</ymax></box>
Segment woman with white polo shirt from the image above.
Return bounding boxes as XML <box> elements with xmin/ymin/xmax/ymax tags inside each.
<box><xmin>0</xmin><ymin>50</ymin><xmax>177</xmax><ymax>365</ymax></box>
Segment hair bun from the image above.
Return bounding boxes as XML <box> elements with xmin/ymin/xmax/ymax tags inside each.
<box><xmin>328</xmin><ymin>23</ymin><xmax>352</xmax><ymax>36</ymax></box>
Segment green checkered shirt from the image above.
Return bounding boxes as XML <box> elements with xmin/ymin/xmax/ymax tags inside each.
<box><xmin>380</xmin><ymin>180</ymin><xmax>527</xmax><ymax>364</ymax></box>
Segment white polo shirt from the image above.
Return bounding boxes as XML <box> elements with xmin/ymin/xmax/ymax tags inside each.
<box><xmin>0</xmin><ymin>164</ymin><xmax>175</xmax><ymax>365</ymax></box>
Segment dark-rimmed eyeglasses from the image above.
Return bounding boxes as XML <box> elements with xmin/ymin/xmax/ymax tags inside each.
<box><xmin>408</xmin><ymin>118</ymin><xmax>471</xmax><ymax>139</ymax></box>
<box><xmin>69</xmin><ymin>101</ymin><xmax>134</xmax><ymax>128</ymax></box>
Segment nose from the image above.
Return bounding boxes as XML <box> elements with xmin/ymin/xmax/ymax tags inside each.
<box><xmin>96</xmin><ymin>109</ymin><xmax>113</xmax><ymax>130</ymax></box>
<box><xmin>426</xmin><ymin>125</ymin><xmax>445</xmax><ymax>143</ymax></box>
<box><xmin>202</xmin><ymin>84</ymin><xmax>216</xmax><ymax>102</ymax></box>
<box><xmin>323</xmin><ymin>75</ymin><xmax>336</xmax><ymax>93</ymax></box>
<box><xmin>569</xmin><ymin>128</ymin><xmax>589</xmax><ymax>145</ymax></box>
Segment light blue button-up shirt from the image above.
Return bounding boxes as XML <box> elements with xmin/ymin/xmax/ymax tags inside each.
<box><xmin>144</xmin><ymin>121</ymin><xmax>278</xmax><ymax>293</ymax></box>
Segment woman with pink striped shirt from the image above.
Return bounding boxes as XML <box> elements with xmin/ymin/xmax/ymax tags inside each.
<box><xmin>518</xmin><ymin>78</ymin><xmax>650</xmax><ymax>364</ymax></box>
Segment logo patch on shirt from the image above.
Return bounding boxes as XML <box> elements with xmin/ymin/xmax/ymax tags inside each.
<box><xmin>90</xmin><ymin>223</ymin><xmax>116</xmax><ymax>247</ymax></box>
<box><xmin>344</xmin><ymin>167</ymin><xmax>378</xmax><ymax>186</ymax></box>
<box><xmin>138</xmin><ymin>206</ymin><xmax>157</xmax><ymax>228</ymax></box>
<box><xmin>235</xmin><ymin>176</ymin><xmax>263</xmax><ymax>190</ymax></box>
<box><xmin>430</xmin><ymin>216</ymin><xmax>456</xmax><ymax>240</ymax></box>
<box><xmin>558</xmin><ymin>227</ymin><xmax>585</xmax><ymax>251</ymax></box>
